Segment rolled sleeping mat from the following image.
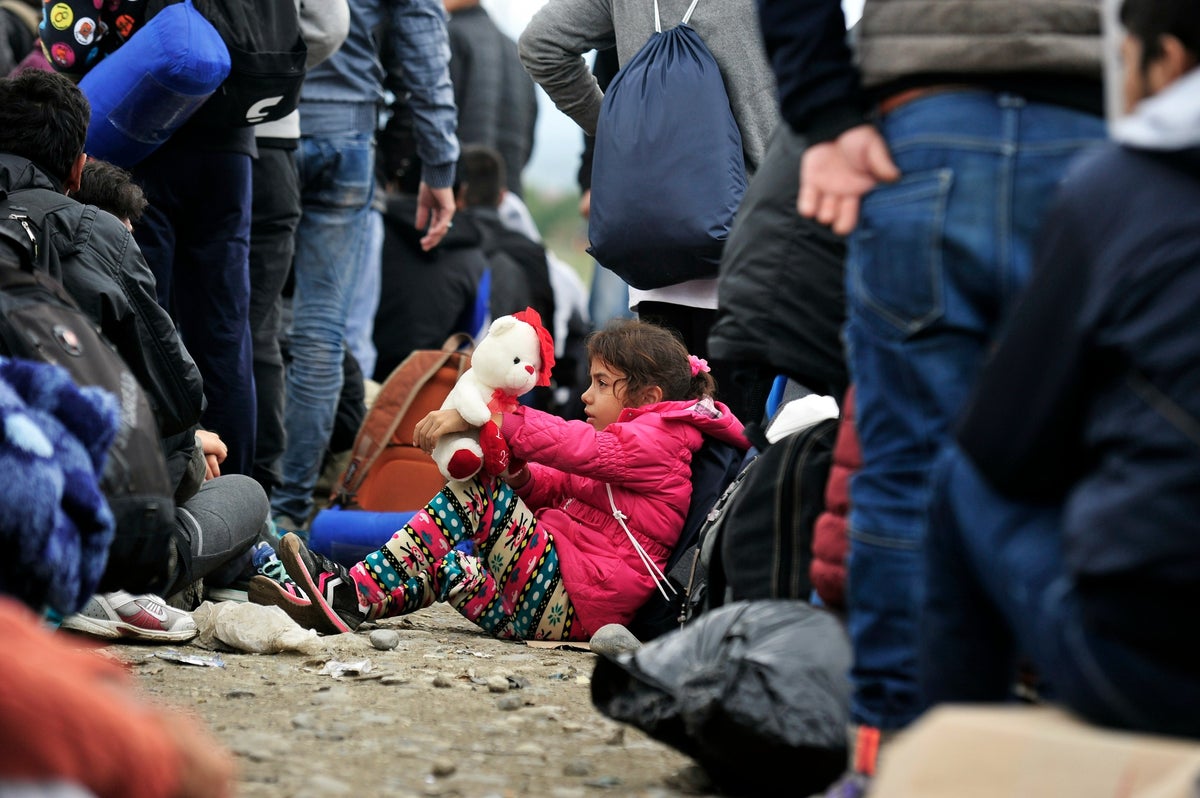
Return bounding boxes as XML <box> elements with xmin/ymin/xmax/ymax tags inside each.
<box><xmin>79</xmin><ymin>0</ymin><xmax>229</xmax><ymax>168</ymax></box>
<box><xmin>308</xmin><ymin>507</ymin><xmax>417</xmax><ymax>568</ymax></box>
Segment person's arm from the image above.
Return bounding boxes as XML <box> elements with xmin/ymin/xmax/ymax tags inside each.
<box><xmin>300</xmin><ymin>0</ymin><xmax>350</xmax><ymax>69</ymax></box>
<box><xmin>576</xmin><ymin>46</ymin><xmax>619</xmax><ymax>217</ymax></box>
<box><xmin>757</xmin><ymin>0</ymin><xmax>863</xmax><ymax>141</ymax></box>
<box><xmin>757</xmin><ymin>0</ymin><xmax>897</xmax><ymax>235</ymax></box>
<box><xmin>387</xmin><ymin>0</ymin><xmax>460</xmax><ymax>249</ymax></box>
<box><xmin>500</xmin><ymin>406</ymin><xmax>682</xmax><ymax>489</ymax></box>
<box><xmin>576</xmin><ymin>46</ymin><xmax>619</xmax><ymax>198</ymax></box>
<box><xmin>411</xmin><ymin>407</ymin><xmax>569</xmax><ymax>505</ymax></box>
<box><xmin>518</xmin><ymin>0</ymin><xmax>616</xmax><ymax>137</ymax></box>
<box><xmin>117</xmin><ymin>247</ymin><xmax>206</xmax><ymax>435</ymax></box>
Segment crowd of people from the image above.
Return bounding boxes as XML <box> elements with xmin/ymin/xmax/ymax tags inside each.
<box><xmin>0</xmin><ymin>0</ymin><xmax>1197</xmax><ymax>794</ymax></box>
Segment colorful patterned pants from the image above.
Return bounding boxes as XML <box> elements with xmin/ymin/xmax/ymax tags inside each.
<box><xmin>348</xmin><ymin>476</ymin><xmax>583</xmax><ymax>641</ymax></box>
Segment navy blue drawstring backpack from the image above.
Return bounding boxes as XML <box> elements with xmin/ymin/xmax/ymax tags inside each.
<box><xmin>588</xmin><ymin>0</ymin><xmax>746</xmax><ymax>291</ymax></box>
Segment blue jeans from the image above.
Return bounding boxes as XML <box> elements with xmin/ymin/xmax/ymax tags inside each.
<box><xmin>344</xmin><ymin>206</ymin><xmax>384</xmax><ymax>380</ymax></box>
<box><xmin>923</xmin><ymin>445</ymin><xmax>1200</xmax><ymax>738</ymax></box>
<box><xmin>843</xmin><ymin>91</ymin><xmax>1104</xmax><ymax>730</ymax></box>
<box><xmin>272</xmin><ymin>132</ymin><xmax>376</xmax><ymax>524</ymax></box>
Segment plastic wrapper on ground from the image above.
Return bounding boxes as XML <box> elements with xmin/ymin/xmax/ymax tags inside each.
<box><xmin>192</xmin><ymin>600</ymin><xmax>326</xmax><ymax>655</ymax></box>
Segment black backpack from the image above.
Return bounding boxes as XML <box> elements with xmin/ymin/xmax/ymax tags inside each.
<box><xmin>683</xmin><ymin>418</ymin><xmax>838</xmax><ymax>622</ymax></box>
<box><xmin>0</xmin><ymin>209</ymin><xmax>176</xmax><ymax>595</ymax></box>
<box><xmin>151</xmin><ymin>0</ymin><xmax>307</xmax><ymax>127</ymax></box>
<box><xmin>626</xmin><ymin>437</ymin><xmax>746</xmax><ymax>641</ymax></box>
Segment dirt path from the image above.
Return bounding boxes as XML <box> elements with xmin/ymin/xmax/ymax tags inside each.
<box><xmin>107</xmin><ymin>603</ymin><xmax>715</xmax><ymax>798</ymax></box>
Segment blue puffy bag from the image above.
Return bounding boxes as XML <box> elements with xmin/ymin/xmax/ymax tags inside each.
<box><xmin>79</xmin><ymin>0</ymin><xmax>229</xmax><ymax>168</ymax></box>
<box><xmin>587</xmin><ymin>0</ymin><xmax>746</xmax><ymax>291</ymax></box>
<box><xmin>309</xmin><ymin>508</ymin><xmax>418</xmax><ymax>568</ymax></box>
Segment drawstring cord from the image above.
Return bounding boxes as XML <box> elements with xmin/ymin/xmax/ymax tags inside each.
<box><xmin>606</xmin><ymin>484</ymin><xmax>676</xmax><ymax>601</ymax></box>
<box><xmin>654</xmin><ymin>0</ymin><xmax>701</xmax><ymax>33</ymax></box>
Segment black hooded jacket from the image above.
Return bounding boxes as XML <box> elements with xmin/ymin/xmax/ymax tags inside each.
<box><xmin>373</xmin><ymin>193</ymin><xmax>488</xmax><ymax>381</ymax></box>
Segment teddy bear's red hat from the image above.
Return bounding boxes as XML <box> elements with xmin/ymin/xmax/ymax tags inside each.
<box><xmin>512</xmin><ymin>307</ymin><xmax>555</xmax><ymax>387</ymax></box>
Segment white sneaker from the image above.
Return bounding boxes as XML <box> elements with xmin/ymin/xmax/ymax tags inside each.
<box><xmin>61</xmin><ymin>590</ymin><xmax>199</xmax><ymax>643</ymax></box>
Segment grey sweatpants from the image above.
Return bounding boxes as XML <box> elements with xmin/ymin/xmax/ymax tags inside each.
<box><xmin>164</xmin><ymin>474</ymin><xmax>269</xmax><ymax>595</ymax></box>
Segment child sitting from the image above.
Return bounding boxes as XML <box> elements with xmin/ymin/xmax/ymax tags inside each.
<box><xmin>251</xmin><ymin>319</ymin><xmax>749</xmax><ymax>640</ymax></box>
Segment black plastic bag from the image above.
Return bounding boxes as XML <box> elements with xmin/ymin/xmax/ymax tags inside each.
<box><xmin>591</xmin><ymin>600</ymin><xmax>850</xmax><ymax>796</ymax></box>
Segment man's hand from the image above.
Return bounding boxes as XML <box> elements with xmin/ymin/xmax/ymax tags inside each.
<box><xmin>413</xmin><ymin>408</ymin><xmax>470</xmax><ymax>453</ymax></box>
<box><xmin>799</xmin><ymin>124</ymin><xmax>900</xmax><ymax>236</ymax></box>
<box><xmin>194</xmin><ymin>429</ymin><xmax>227</xmax><ymax>481</ymax></box>
<box><xmin>415</xmin><ymin>182</ymin><xmax>456</xmax><ymax>251</ymax></box>
<box><xmin>578</xmin><ymin>188</ymin><xmax>591</xmax><ymax>219</ymax></box>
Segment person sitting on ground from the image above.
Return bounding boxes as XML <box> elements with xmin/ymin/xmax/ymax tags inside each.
<box><xmin>71</xmin><ymin>157</ymin><xmax>147</xmax><ymax>230</ymax></box>
<box><xmin>252</xmin><ymin>319</ymin><xmax>749</xmax><ymax>641</ymax></box>
<box><xmin>59</xmin><ymin>155</ymin><xmax>270</xmax><ymax>641</ymax></box>
<box><xmin>922</xmin><ymin>0</ymin><xmax>1200</xmax><ymax>739</ymax></box>
<box><xmin>0</xmin><ymin>76</ymin><xmax>267</xmax><ymax>641</ymax></box>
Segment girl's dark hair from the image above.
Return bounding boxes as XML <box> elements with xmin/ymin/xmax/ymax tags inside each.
<box><xmin>1120</xmin><ymin>0</ymin><xmax>1200</xmax><ymax>69</ymax></box>
<box><xmin>586</xmin><ymin>319</ymin><xmax>716</xmax><ymax>406</ymax></box>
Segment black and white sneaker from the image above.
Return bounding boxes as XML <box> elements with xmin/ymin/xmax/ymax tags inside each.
<box><xmin>275</xmin><ymin>533</ymin><xmax>366</xmax><ymax>635</ymax></box>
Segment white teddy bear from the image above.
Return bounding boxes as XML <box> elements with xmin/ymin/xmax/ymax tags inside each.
<box><xmin>431</xmin><ymin>308</ymin><xmax>555</xmax><ymax>482</ymax></box>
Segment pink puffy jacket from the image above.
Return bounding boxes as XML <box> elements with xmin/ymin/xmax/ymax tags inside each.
<box><xmin>502</xmin><ymin>400</ymin><xmax>748</xmax><ymax>635</ymax></box>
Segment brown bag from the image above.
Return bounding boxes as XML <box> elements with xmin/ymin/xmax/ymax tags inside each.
<box><xmin>332</xmin><ymin>334</ymin><xmax>472</xmax><ymax>511</ymax></box>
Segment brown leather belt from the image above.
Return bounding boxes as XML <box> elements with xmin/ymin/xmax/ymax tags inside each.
<box><xmin>876</xmin><ymin>84</ymin><xmax>975</xmax><ymax>116</ymax></box>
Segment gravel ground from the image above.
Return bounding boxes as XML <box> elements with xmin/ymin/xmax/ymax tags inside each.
<box><xmin>105</xmin><ymin>602</ymin><xmax>718</xmax><ymax>798</ymax></box>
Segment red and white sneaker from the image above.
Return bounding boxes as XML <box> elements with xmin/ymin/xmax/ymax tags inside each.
<box><xmin>61</xmin><ymin>591</ymin><xmax>198</xmax><ymax>643</ymax></box>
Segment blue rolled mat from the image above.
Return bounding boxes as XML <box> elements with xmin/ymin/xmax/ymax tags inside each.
<box><xmin>79</xmin><ymin>0</ymin><xmax>229</xmax><ymax>168</ymax></box>
<box><xmin>309</xmin><ymin>507</ymin><xmax>416</xmax><ymax>568</ymax></box>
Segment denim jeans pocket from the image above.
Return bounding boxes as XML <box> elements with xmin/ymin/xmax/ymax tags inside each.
<box><xmin>850</xmin><ymin>168</ymin><xmax>953</xmax><ymax>337</ymax></box>
<box><xmin>299</xmin><ymin>134</ymin><xmax>375</xmax><ymax>210</ymax></box>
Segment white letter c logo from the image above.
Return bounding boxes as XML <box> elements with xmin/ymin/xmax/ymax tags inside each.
<box><xmin>246</xmin><ymin>96</ymin><xmax>284</xmax><ymax>124</ymax></box>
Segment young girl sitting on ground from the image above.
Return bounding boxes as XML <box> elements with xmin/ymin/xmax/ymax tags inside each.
<box><xmin>251</xmin><ymin>319</ymin><xmax>748</xmax><ymax>640</ymax></box>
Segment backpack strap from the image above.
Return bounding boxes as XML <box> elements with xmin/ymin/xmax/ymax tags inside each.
<box><xmin>332</xmin><ymin>335</ymin><xmax>473</xmax><ymax>505</ymax></box>
<box><xmin>441</xmin><ymin>332</ymin><xmax>474</xmax><ymax>352</ymax></box>
<box><xmin>653</xmin><ymin>0</ymin><xmax>701</xmax><ymax>33</ymax></box>
<box><xmin>0</xmin><ymin>186</ymin><xmax>75</xmax><ymax>274</ymax></box>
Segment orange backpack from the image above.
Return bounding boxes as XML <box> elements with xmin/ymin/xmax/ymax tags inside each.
<box><xmin>331</xmin><ymin>335</ymin><xmax>472</xmax><ymax>511</ymax></box>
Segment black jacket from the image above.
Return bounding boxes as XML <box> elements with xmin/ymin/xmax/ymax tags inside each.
<box><xmin>373</xmin><ymin>193</ymin><xmax>487</xmax><ymax>381</ymax></box>
<box><xmin>708</xmin><ymin>128</ymin><xmax>848</xmax><ymax>399</ymax></box>
<box><xmin>0</xmin><ymin>154</ymin><xmax>205</xmax><ymax>438</ymax></box>
<box><xmin>469</xmin><ymin>206</ymin><xmax>554</xmax><ymax>327</ymax></box>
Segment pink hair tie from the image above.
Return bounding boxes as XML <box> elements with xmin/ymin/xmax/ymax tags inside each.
<box><xmin>688</xmin><ymin>355</ymin><xmax>711</xmax><ymax>376</ymax></box>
